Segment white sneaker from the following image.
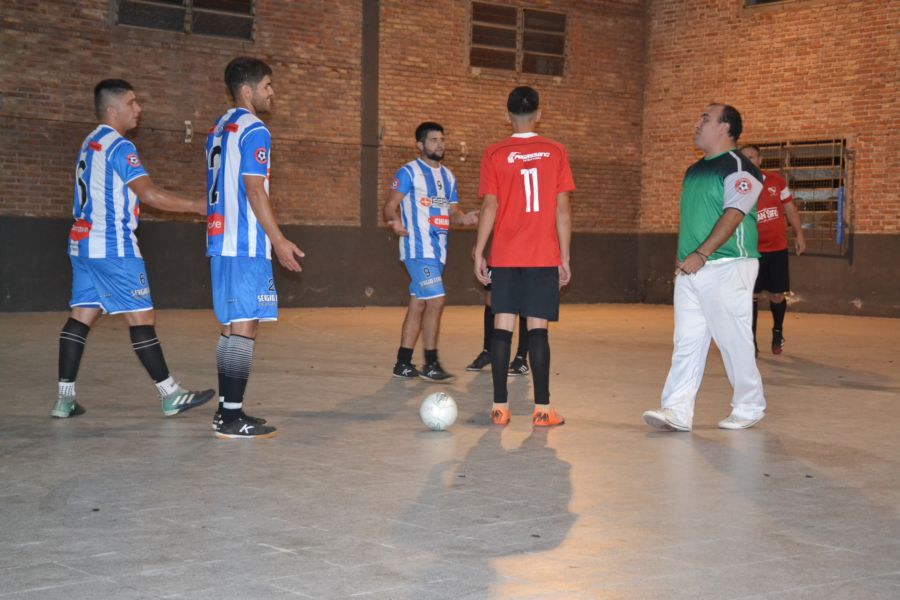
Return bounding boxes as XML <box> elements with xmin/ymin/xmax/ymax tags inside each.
<box><xmin>718</xmin><ymin>414</ymin><xmax>763</xmax><ymax>430</ymax></box>
<box><xmin>642</xmin><ymin>409</ymin><xmax>691</xmax><ymax>432</ymax></box>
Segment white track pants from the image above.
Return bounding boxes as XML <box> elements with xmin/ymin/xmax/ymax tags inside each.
<box><xmin>660</xmin><ymin>258</ymin><xmax>766</xmax><ymax>425</ymax></box>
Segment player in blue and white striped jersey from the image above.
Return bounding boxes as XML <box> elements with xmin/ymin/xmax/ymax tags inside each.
<box><xmin>207</xmin><ymin>57</ymin><xmax>304</xmax><ymax>440</ymax></box>
<box><xmin>52</xmin><ymin>79</ymin><xmax>214</xmax><ymax>420</ymax></box>
<box><xmin>384</xmin><ymin>122</ymin><xmax>478</xmax><ymax>382</ymax></box>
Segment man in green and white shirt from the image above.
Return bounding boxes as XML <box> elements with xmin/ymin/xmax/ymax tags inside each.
<box><xmin>643</xmin><ymin>103</ymin><xmax>767</xmax><ymax>432</ymax></box>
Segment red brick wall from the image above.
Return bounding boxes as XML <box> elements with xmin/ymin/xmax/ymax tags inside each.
<box><xmin>378</xmin><ymin>0</ymin><xmax>646</xmax><ymax>233</ymax></box>
<box><xmin>640</xmin><ymin>0</ymin><xmax>900</xmax><ymax>234</ymax></box>
<box><xmin>0</xmin><ymin>0</ymin><xmax>361</xmax><ymax>225</ymax></box>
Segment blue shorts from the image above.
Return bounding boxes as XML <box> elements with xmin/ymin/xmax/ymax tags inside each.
<box><xmin>210</xmin><ymin>256</ymin><xmax>278</xmax><ymax>325</ymax></box>
<box><xmin>69</xmin><ymin>256</ymin><xmax>153</xmax><ymax>315</ymax></box>
<box><xmin>404</xmin><ymin>258</ymin><xmax>445</xmax><ymax>299</ymax></box>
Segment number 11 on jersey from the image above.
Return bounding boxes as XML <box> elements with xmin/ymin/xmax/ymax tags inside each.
<box><xmin>521</xmin><ymin>168</ymin><xmax>540</xmax><ymax>213</ymax></box>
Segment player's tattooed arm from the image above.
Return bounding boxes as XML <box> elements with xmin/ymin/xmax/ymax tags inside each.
<box><xmin>383</xmin><ymin>189</ymin><xmax>408</xmax><ymax>236</ymax></box>
<box><xmin>449</xmin><ymin>204</ymin><xmax>479</xmax><ymax>227</ymax></box>
<box><xmin>128</xmin><ymin>176</ymin><xmax>205</xmax><ymax>215</ymax></box>
<box><xmin>243</xmin><ymin>175</ymin><xmax>304</xmax><ymax>272</ymax></box>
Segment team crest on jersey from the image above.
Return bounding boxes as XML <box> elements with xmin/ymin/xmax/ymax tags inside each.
<box><xmin>392</xmin><ymin>178</ymin><xmax>400</xmax><ymax>190</ymax></box>
<box><xmin>126</xmin><ymin>153</ymin><xmax>141</xmax><ymax>167</ymax></box>
<box><xmin>419</xmin><ymin>197</ymin><xmax>432</xmax><ymax>207</ymax></box>
<box><xmin>734</xmin><ymin>177</ymin><xmax>752</xmax><ymax>194</ymax></box>
<box><xmin>69</xmin><ymin>219</ymin><xmax>92</xmax><ymax>241</ymax></box>
<box><xmin>255</xmin><ymin>148</ymin><xmax>268</xmax><ymax>164</ymax></box>
<box><xmin>207</xmin><ymin>214</ymin><xmax>224</xmax><ymax>236</ymax></box>
<box><xmin>768</xmin><ymin>186</ymin><xmax>777</xmax><ymax>195</ymax></box>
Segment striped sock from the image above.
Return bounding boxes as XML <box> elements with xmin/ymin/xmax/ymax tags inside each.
<box><xmin>220</xmin><ymin>334</ymin><xmax>254</xmax><ymax>423</ymax></box>
<box><xmin>216</xmin><ymin>334</ymin><xmax>229</xmax><ymax>409</ymax></box>
<box><xmin>130</xmin><ymin>325</ymin><xmax>170</xmax><ymax>383</ymax></box>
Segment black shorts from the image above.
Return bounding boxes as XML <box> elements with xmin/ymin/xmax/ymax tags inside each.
<box><xmin>754</xmin><ymin>249</ymin><xmax>790</xmax><ymax>294</ymax></box>
<box><xmin>490</xmin><ymin>267</ymin><xmax>560</xmax><ymax>321</ymax></box>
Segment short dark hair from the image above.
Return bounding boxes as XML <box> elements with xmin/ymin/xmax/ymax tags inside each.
<box><xmin>94</xmin><ymin>79</ymin><xmax>133</xmax><ymax>119</ymax></box>
<box><xmin>740</xmin><ymin>144</ymin><xmax>761</xmax><ymax>154</ymax></box>
<box><xmin>224</xmin><ymin>57</ymin><xmax>273</xmax><ymax>100</ymax></box>
<box><xmin>507</xmin><ymin>86</ymin><xmax>539</xmax><ymax>115</ymax></box>
<box><xmin>718</xmin><ymin>104</ymin><xmax>743</xmax><ymax>142</ymax></box>
<box><xmin>415</xmin><ymin>122</ymin><xmax>443</xmax><ymax>143</ymax></box>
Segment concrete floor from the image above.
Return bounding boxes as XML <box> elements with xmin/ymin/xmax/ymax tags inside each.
<box><xmin>1</xmin><ymin>305</ymin><xmax>899</xmax><ymax>599</ymax></box>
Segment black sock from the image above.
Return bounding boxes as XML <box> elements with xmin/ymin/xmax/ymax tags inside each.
<box><xmin>59</xmin><ymin>318</ymin><xmax>90</xmax><ymax>382</ymax></box>
<box><xmin>490</xmin><ymin>329</ymin><xmax>512</xmax><ymax>404</ymax></box>
<box><xmin>771</xmin><ymin>300</ymin><xmax>786</xmax><ymax>332</ymax></box>
<box><xmin>752</xmin><ymin>299</ymin><xmax>759</xmax><ymax>342</ymax></box>
<box><xmin>528</xmin><ymin>328</ymin><xmax>550</xmax><ymax>405</ymax></box>
<box><xmin>397</xmin><ymin>346</ymin><xmax>413</xmax><ymax>364</ymax></box>
<box><xmin>514</xmin><ymin>316</ymin><xmax>529</xmax><ymax>360</ymax></box>
<box><xmin>482</xmin><ymin>305</ymin><xmax>493</xmax><ymax>352</ymax></box>
<box><xmin>130</xmin><ymin>325</ymin><xmax>170</xmax><ymax>382</ymax></box>
<box><xmin>425</xmin><ymin>349</ymin><xmax>438</xmax><ymax>365</ymax></box>
<box><xmin>216</xmin><ymin>334</ymin><xmax>229</xmax><ymax>409</ymax></box>
<box><xmin>220</xmin><ymin>334</ymin><xmax>254</xmax><ymax>423</ymax></box>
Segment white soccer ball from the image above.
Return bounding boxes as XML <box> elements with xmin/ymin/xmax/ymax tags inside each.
<box><xmin>419</xmin><ymin>392</ymin><xmax>458</xmax><ymax>431</ymax></box>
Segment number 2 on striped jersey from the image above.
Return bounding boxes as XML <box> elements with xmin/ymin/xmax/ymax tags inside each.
<box><xmin>520</xmin><ymin>168</ymin><xmax>539</xmax><ymax>213</ymax></box>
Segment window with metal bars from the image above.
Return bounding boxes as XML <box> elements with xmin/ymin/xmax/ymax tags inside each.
<box><xmin>117</xmin><ymin>0</ymin><xmax>254</xmax><ymax>40</ymax></box>
<box><xmin>752</xmin><ymin>139</ymin><xmax>852</xmax><ymax>257</ymax></box>
<box><xmin>470</xmin><ymin>2</ymin><xmax>567</xmax><ymax>77</ymax></box>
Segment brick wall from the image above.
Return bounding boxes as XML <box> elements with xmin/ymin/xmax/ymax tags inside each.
<box><xmin>0</xmin><ymin>0</ymin><xmax>361</xmax><ymax>225</ymax></box>
<box><xmin>378</xmin><ymin>0</ymin><xmax>646</xmax><ymax>233</ymax></box>
<box><xmin>640</xmin><ymin>0</ymin><xmax>900</xmax><ymax>234</ymax></box>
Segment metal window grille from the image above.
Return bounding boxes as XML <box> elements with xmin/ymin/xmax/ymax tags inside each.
<box><xmin>753</xmin><ymin>139</ymin><xmax>853</xmax><ymax>257</ymax></box>
<box><xmin>117</xmin><ymin>0</ymin><xmax>254</xmax><ymax>40</ymax></box>
<box><xmin>470</xmin><ymin>2</ymin><xmax>566</xmax><ymax>77</ymax></box>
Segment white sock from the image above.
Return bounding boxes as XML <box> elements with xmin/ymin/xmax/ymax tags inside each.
<box><xmin>155</xmin><ymin>376</ymin><xmax>180</xmax><ymax>397</ymax></box>
<box><xmin>58</xmin><ymin>381</ymin><xmax>75</xmax><ymax>397</ymax></box>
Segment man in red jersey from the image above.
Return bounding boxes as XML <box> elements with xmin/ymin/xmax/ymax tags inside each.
<box><xmin>741</xmin><ymin>145</ymin><xmax>805</xmax><ymax>356</ymax></box>
<box><xmin>473</xmin><ymin>86</ymin><xmax>575</xmax><ymax>427</ymax></box>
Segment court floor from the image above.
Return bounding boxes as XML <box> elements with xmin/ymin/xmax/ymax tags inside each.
<box><xmin>1</xmin><ymin>304</ymin><xmax>899</xmax><ymax>599</ymax></box>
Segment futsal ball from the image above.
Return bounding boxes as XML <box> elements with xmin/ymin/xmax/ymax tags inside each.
<box><xmin>419</xmin><ymin>392</ymin><xmax>458</xmax><ymax>431</ymax></box>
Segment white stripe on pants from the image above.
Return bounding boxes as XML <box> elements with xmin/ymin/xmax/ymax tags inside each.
<box><xmin>660</xmin><ymin>258</ymin><xmax>765</xmax><ymax>425</ymax></box>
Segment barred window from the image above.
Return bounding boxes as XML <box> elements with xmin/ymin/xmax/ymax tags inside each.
<box><xmin>117</xmin><ymin>0</ymin><xmax>254</xmax><ymax>40</ymax></box>
<box><xmin>470</xmin><ymin>3</ymin><xmax>567</xmax><ymax>77</ymax></box>
<box><xmin>753</xmin><ymin>139</ymin><xmax>852</xmax><ymax>257</ymax></box>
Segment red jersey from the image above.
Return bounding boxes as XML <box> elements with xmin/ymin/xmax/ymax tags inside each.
<box><xmin>478</xmin><ymin>133</ymin><xmax>575</xmax><ymax>267</ymax></box>
<box><xmin>756</xmin><ymin>170</ymin><xmax>793</xmax><ymax>252</ymax></box>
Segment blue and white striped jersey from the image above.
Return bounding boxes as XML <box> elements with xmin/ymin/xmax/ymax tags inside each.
<box><xmin>68</xmin><ymin>125</ymin><xmax>148</xmax><ymax>258</ymax></box>
<box><xmin>206</xmin><ymin>108</ymin><xmax>272</xmax><ymax>259</ymax></box>
<box><xmin>393</xmin><ymin>159</ymin><xmax>458</xmax><ymax>263</ymax></box>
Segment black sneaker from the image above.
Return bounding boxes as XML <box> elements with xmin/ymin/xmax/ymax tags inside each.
<box><xmin>215</xmin><ymin>415</ymin><xmax>277</xmax><ymax>439</ymax></box>
<box><xmin>393</xmin><ymin>361</ymin><xmax>420</xmax><ymax>378</ymax></box>
<box><xmin>212</xmin><ymin>411</ymin><xmax>268</xmax><ymax>431</ymax></box>
<box><xmin>419</xmin><ymin>362</ymin><xmax>456</xmax><ymax>383</ymax></box>
<box><xmin>508</xmin><ymin>356</ymin><xmax>530</xmax><ymax>376</ymax></box>
<box><xmin>466</xmin><ymin>350</ymin><xmax>491</xmax><ymax>371</ymax></box>
<box><xmin>772</xmin><ymin>329</ymin><xmax>785</xmax><ymax>355</ymax></box>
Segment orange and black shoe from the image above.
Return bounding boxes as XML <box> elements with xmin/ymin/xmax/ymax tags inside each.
<box><xmin>533</xmin><ymin>407</ymin><xmax>565</xmax><ymax>427</ymax></box>
<box><xmin>490</xmin><ymin>405</ymin><xmax>511</xmax><ymax>426</ymax></box>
